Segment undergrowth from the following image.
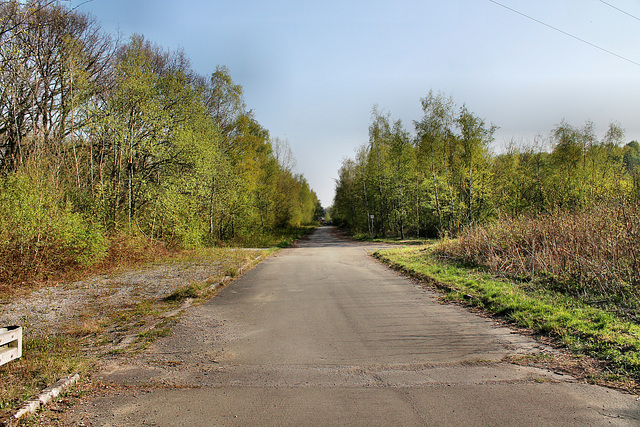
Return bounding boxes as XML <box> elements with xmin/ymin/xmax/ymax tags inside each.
<box><xmin>374</xmin><ymin>245</ymin><xmax>640</xmax><ymax>386</ymax></box>
<box><xmin>437</xmin><ymin>201</ymin><xmax>640</xmax><ymax>320</ymax></box>
<box><xmin>0</xmin><ymin>242</ymin><xmax>279</xmax><ymax>420</ymax></box>
<box><xmin>0</xmin><ymin>174</ymin><xmax>108</xmax><ymax>290</ymax></box>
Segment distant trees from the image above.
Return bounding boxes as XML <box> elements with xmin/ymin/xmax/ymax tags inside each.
<box><xmin>0</xmin><ymin>0</ymin><xmax>320</xmax><ymax>276</ymax></box>
<box><xmin>333</xmin><ymin>92</ymin><xmax>637</xmax><ymax>238</ymax></box>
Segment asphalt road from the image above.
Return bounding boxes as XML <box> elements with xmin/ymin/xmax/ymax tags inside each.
<box><xmin>69</xmin><ymin>227</ymin><xmax>639</xmax><ymax>426</ymax></box>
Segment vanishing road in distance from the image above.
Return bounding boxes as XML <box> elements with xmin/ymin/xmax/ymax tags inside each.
<box><xmin>69</xmin><ymin>226</ymin><xmax>638</xmax><ymax>426</ymax></box>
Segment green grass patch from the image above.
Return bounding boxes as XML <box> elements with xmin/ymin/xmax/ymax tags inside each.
<box><xmin>373</xmin><ymin>245</ymin><xmax>640</xmax><ymax>381</ymax></box>
<box><xmin>138</xmin><ymin>327</ymin><xmax>172</xmax><ymax>342</ymax></box>
<box><xmin>228</xmin><ymin>226</ymin><xmax>316</xmax><ymax>248</ymax></box>
<box><xmin>274</xmin><ymin>226</ymin><xmax>316</xmax><ymax>248</ymax></box>
<box><xmin>352</xmin><ymin>233</ymin><xmax>435</xmax><ymax>246</ymax></box>
<box><xmin>163</xmin><ymin>283</ymin><xmax>204</xmax><ymax>302</ymax></box>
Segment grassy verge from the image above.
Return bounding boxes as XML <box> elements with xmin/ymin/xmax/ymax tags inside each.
<box><xmin>0</xmin><ymin>334</ymin><xmax>89</xmax><ymax>418</ymax></box>
<box><xmin>228</xmin><ymin>226</ymin><xmax>317</xmax><ymax>249</ymax></box>
<box><xmin>351</xmin><ymin>234</ymin><xmax>435</xmax><ymax>246</ymax></box>
<box><xmin>441</xmin><ymin>203</ymin><xmax>640</xmax><ymax>320</ymax></box>
<box><xmin>373</xmin><ymin>245</ymin><xmax>640</xmax><ymax>390</ymax></box>
<box><xmin>0</xmin><ymin>244</ymin><xmax>277</xmax><ymax>422</ymax></box>
<box><xmin>274</xmin><ymin>226</ymin><xmax>317</xmax><ymax>248</ymax></box>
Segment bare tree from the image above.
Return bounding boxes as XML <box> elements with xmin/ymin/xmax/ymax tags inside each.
<box><xmin>0</xmin><ymin>0</ymin><xmax>113</xmax><ymax>173</ymax></box>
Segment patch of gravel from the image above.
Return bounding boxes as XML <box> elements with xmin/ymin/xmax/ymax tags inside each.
<box><xmin>0</xmin><ymin>261</ymin><xmax>227</xmax><ymax>338</ymax></box>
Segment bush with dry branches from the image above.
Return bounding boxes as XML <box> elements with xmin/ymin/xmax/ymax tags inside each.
<box><xmin>439</xmin><ymin>200</ymin><xmax>640</xmax><ymax>306</ymax></box>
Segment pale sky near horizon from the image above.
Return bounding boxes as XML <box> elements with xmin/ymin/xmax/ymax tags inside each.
<box><xmin>73</xmin><ymin>0</ymin><xmax>640</xmax><ymax>207</ymax></box>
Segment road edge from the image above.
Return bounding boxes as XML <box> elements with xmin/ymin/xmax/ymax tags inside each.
<box><xmin>7</xmin><ymin>373</ymin><xmax>79</xmax><ymax>425</ymax></box>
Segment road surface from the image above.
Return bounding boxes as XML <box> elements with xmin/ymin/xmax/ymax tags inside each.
<box><xmin>68</xmin><ymin>227</ymin><xmax>639</xmax><ymax>426</ymax></box>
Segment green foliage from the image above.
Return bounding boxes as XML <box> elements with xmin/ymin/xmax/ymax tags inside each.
<box><xmin>623</xmin><ymin>141</ymin><xmax>640</xmax><ymax>173</ymax></box>
<box><xmin>623</xmin><ymin>141</ymin><xmax>640</xmax><ymax>197</ymax></box>
<box><xmin>0</xmin><ymin>1</ymin><xmax>322</xmax><ymax>288</ymax></box>
<box><xmin>334</xmin><ymin>92</ymin><xmax>636</xmax><ymax>239</ymax></box>
<box><xmin>164</xmin><ymin>283</ymin><xmax>204</xmax><ymax>302</ymax></box>
<box><xmin>334</xmin><ymin>94</ymin><xmax>497</xmax><ymax>238</ymax></box>
<box><xmin>0</xmin><ymin>172</ymin><xmax>107</xmax><ymax>283</ymax></box>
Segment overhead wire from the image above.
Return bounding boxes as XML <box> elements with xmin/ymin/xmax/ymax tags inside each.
<box><xmin>487</xmin><ymin>0</ymin><xmax>640</xmax><ymax>68</ymax></box>
<box><xmin>598</xmin><ymin>0</ymin><xmax>640</xmax><ymax>23</ymax></box>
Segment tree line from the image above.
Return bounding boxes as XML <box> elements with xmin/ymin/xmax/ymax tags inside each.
<box><xmin>0</xmin><ymin>1</ymin><xmax>321</xmax><ymax>280</ymax></box>
<box><xmin>333</xmin><ymin>91</ymin><xmax>640</xmax><ymax>238</ymax></box>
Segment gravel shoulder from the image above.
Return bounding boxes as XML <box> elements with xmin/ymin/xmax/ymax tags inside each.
<box><xmin>0</xmin><ymin>248</ymin><xmax>270</xmax><ymax>423</ymax></box>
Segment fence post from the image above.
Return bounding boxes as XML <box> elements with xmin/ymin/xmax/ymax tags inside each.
<box><xmin>0</xmin><ymin>326</ymin><xmax>23</xmax><ymax>366</ymax></box>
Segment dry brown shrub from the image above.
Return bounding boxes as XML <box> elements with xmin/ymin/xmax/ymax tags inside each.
<box><xmin>0</xmin><ymin>233</ymin><xmax>175</xmax><ymax>297</ymax></box>
<box><xmin>440</xmin><ymin>200</ymin><xmax>640</xmax><ymax>301</ymax></box>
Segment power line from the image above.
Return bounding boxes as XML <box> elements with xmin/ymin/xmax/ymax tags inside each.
<box><xmin>488</xmin><ymin>0</ymin><xmax>640</xmax><ymax>68</ymax></box>
<box><xmin>599</xmin><ymin>0</ymin><xmax>640</xmax><ymax>22</ymax></box>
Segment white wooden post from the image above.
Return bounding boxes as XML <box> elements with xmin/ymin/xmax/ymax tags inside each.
<box><xmin>0</xmin><ymin>326</ymin><xmax>23</xmax><ymax>366</ymax></box>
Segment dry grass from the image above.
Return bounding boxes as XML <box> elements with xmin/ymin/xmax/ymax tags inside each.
<box><xmin>0</xmin><ymin>233</ymin><xmax>176</xmax><ymax>300</ymax></box>
<box><xmin>438</xmin><ymin>200</ymin><xmax>640</xmax><ymax>316</ymax></box>
<box><xmin>0</xmin><ymin>246</ymin><xmax>271</xmax><ymax>422</ymax></box>
<box><xmin>0</xmin><ymin>333</ymin><xmax>89</xmax><ymax>419</ymax></box>
<box><xmin>374</xmin><ymin>245</ymin><xmax>640</xmax><ymax>387</ymax></box>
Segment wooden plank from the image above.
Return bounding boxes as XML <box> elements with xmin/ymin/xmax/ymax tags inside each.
<box><xmin>0</xmin><ymin>345</ymin><xmax>21</xmax><ymax>366</ymax></box>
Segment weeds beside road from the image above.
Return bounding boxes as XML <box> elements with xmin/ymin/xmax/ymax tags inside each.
<box><xmin>0</xmin><ymin>246</ymin><xmax>274</xmax><ymax>423</ymax></box>
<box><xmin>441</xmin><ymin>203</ymin><xmax>640</xmax><ymax>320</ymax></box>
<box><xmin>374</xmin><ymin>244</ymin><xmax>640</xmax><ymax>393</ymax></box>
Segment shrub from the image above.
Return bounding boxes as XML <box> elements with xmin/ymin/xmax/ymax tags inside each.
<box><xmin>0</xmin><ymin>173</ymin><xmax>108</xmax><ymax>286</ymax></box>
<box><xmin>438</xmin><ymin>200</ymin><xmax>640</xmax><ymax>303</ymax></box>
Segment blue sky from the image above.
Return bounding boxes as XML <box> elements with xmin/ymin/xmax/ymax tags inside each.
<box><xmin>74</xmin><ymin>0</ymin><xmax>640</xmax><ymax>207</ymax></box>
